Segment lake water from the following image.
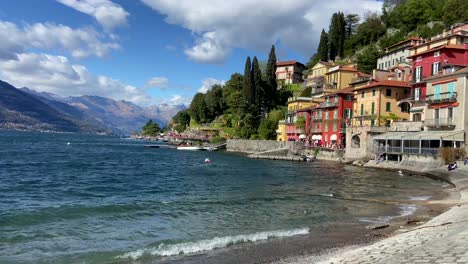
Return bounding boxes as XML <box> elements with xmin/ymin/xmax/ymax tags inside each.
<box><xmin>0</xmin><ymin>131</ymin><xmax>451</xmax><ymax>263</ymax></box>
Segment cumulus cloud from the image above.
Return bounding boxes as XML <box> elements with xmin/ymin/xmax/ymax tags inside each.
<box><xmin>146</xmin><ymin>77</ymin><xmax>169</xmax><ymax>89</ymax></box>
<box><xmin>0</xmin><ymin>21</ymin><xmax>119</xmax><ymax>59</ymax></box>
<box><xmin>198</xmin><ymin>78</ymin><xmax>225</xmax><ymax>93</ymax></box>
<box><xmin>57</xmin><ymin>0</ymin><xmax>129</xmax><ymax>30</ymax></box>
<box><xmin>0</xmin><ymin>53</ymin><xmax>151</xmax><ymax>106</ymax></box>
<box><xmin>141</xmin><ymin>0</ymin><xmax>382</xmax><ymax>63</ymax></box>
<box><xmin>166</xmin><ymin>94</ymin><xmax>192</xmax><ymax>106</ymax></box>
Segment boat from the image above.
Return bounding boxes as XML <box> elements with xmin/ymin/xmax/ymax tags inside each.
<box><xmin>176</xmin><ymin>146</ymin><xmax>204</xmax><ymax>151</ymax></box>
<box><xmin>203</xmin><ymin>146</ymin><xmax>217</xmax><ymax>151</ymax></box>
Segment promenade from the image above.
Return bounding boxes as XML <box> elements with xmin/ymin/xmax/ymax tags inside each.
<box><xmin>277</xmin><ymin>164</ymin><xmax>468</xmax><ymax>264</ymax></box>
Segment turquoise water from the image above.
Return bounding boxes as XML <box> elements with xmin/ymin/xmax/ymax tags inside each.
<box><xmin>0</xmin><ymin>131</ymin><xmax>450</xmax><ymax>263</ymax></box>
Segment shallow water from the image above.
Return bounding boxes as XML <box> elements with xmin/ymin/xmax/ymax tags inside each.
<box><xmin>0</xmin><ymin>131</ymin><xmax>451</xmax><ymax>263</ymax></box>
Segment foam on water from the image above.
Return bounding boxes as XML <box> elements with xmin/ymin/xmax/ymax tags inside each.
<box><xmin>117</xmin><ymin>228</ymin><xmax>310</xmax><ymax>260</ymax></box>
<box><xmin>358</xmin><ymin>204</ymin><xmax>419</xmax><ymax>224</ymax></box>
<box><xmin>408</xmin><ymin>196</ymin><xmax>431</xmax><ymax>201</ymax></box>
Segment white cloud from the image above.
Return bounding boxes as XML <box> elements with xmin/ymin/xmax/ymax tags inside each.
<box><xmin>57</xmin><ymin>0</ymin><xmax>129</xmax><ymax>31</ymax></box>
<box><xmin>0</xmin><ymin>21</ymin><xmax>119</xmax><ymax>59</ymax></box>
<box><xmin>0</xmin><ymin>53</ymin><xmax>151</xmax><ymax>106</ymax></box>
<box><xmin>141</xmin><ymin>0</ymin><xmax>382</xmax><ymax>63</ymax></box>
<box><xmin>167</xmin><ymin>94</ymin><xmax>192</xmax><ymax>105</ymax></box>
<box><xmin>146</xmin><ymin>77</ymin><xmax>169</xmax><ymax>89</ymax></box>
<box><xmin>198</xmin><ymin>77</ymin><xmax>225</xmax><ymax>93</ymax></box>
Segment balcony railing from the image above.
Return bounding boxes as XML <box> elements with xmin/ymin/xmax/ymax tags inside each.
<box><xmin>311</xmin><ymin>87</ymin><xmax>325</xmax><ymax>95</ymax></box>
<box><xmin>319</xmin><ymin>101</ymin><xmax>338</xmax><ymax>108</ymax></box>
<box><xmin>425</xmin><ymin>92</ymin><xmax>457</xmax><ymax>104</ymax></box>
<box><xmin>312</xmin><ymin>116</ymin><xmax>323</xmax><ymax>121</ymax></box>
<box><xmin>424</xmin><ymin>118</ymin><xmax>454</xmax><ymax>127</ymax></box>
<box><xmin>375</xmin><ymin>146</ymin><xmax>439</xmax><ymax>156</ymax></box>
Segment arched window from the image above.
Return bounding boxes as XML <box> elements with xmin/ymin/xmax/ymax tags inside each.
<box><xmin>351</xmin><ymin>135</ymin><xmax>360</xmax><ymax>148</ymax></box>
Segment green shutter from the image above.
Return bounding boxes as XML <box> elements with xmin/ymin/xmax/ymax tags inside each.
<box><xmin>434</xmin><ymin>85</ymin><xmax>441</xmax><ymax>100</ymax></box>
<box><xmin>360</xmin><ymin>104</ymin><xmax>364</xmax><ymax>115</ymax></box>
<box><xmin>371</xmin><ymin>102</ymin><xmax>375</xmax><ymax>115</ymax></box>
<box><xmin>448</xmin><ymin>82</ymin><xmax>455</xmax><ymax>98</ymax></box>
<box><xmin>386</xmin><ymin>102</ymin><xmax>391</xmax><ymax>112</ymax></box>
<box><xmin>361</xmin><ymin>91</ymin><xmax>364</xmax><ymax>98</ymax></box>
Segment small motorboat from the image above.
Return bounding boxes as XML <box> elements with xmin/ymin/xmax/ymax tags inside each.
<box><xmin>176</xmin><ymin>146</ymin><xmax>203</xmax><ymax>151</ymax></box>
<box><xmin>204</xmin><ymin>157</ymin><xmax>211</xmax><ymax>163</ymax></box>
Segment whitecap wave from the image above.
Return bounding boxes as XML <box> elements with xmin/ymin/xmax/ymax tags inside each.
<box><xmin>358</xmin><ymin>204</ymin><xmax>419</xmax><ymax>224</ymax></box>
<box><xmin>117</xmin><ymin>228</ymin><xmax>309</xmax><ymax>260</ymax></box>
<box><xmin>408</xmin><ymin>196</ymin><xmax>431</xmax><ymax>201</ymax></box>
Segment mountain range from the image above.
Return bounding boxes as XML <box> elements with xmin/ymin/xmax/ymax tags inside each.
<box><xmin>0</xmin><ymin>80</ymin><xmax>186</xmax><ymax>135</ymax></box>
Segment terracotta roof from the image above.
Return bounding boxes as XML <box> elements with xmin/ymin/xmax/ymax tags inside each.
<box><xmin>424</xmin><ymin>67</ymin><xmax>468</xmax><ymax>82</ymax></box>
<box><xmin>384</xmin><ymin>37</ymin><xmax>425</xmax><ymax>50</ymax></box>
<box><xmin>356</xmin><ymin>72</ymin><xmax>372</xmax><ymax>77</ymax></box>
<box><xmin>353</xmin><ymin>80</ymin><xmax>410</xmax><ymax>91</ymax></box>
<box><xmin>409</xmin><ymin>44</ymin><xmax>466</xmax><ymax>57</ymax></box>
<box><xmin>326</xmin><ymin>66</ymin><xmax>359</xmax><ymax>74</ymax></box>
<box><xmin>327</xmin><ymin>87</ymin><xmax>354</xmax><ymax>95</ymax></box>
<box><xmin>318</xmin><ymin>60</ymin><xmax>333</xmax><ymax>66</ymax></box>
<box><xmin>276</xmin><ymin>60</ymin><xmax>305</xmax><ymax>67</ymax></box>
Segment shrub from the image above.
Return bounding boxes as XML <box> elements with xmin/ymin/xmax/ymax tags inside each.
<box><xmin>439</xmin><ymin>147</ymin><xmax>466</xmax><ymax>165</ymax></box>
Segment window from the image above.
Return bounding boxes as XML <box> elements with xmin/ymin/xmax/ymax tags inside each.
<box><xmin>432</xmin><ymin>62</ymin><xmax>440</xmax><ymax>75</ymax></box>
<box><xmin>371</xmin><ymin>102</ymin><xmax>375</xmax><ymax>115</ymax></box>
<box><xmin>361</xmin><ymin>91</ymin><xmax>365</xmax><ymax>98</ymax></box>
<box><xmin>360</xmin><ymin>104</ymin><xmax>364</xmax><ymax>116</ymax></box>
<box><xmin>415</xmin><ymin>66</ymin><xmax>422</xmax><ymax>83</ymax></box>
<box><xmin>398</xmin><ymin>72</ymin><xmax>402</xmax><ymax>78</ymax></box>
<box><xmin>448</xmin><ymin>107</ymin><xmax>453</xmax><ymax>120</ymax></box>
<box><xmin>386</xmin><ymin>89</ymin><xmax>391</xmax><ymax>96</ymax></box>
<box><xmin>386</xmin><ymin>102</ymin><xmax>391</xmax><ymax>112</ymax></box>
<box><xmin>434</xmin><ymin>108</ymin><xmax>440</xmax><ymax>120</ymax></box>
<box><xmin>413</xmin><ymin>113</ymin><xmax>421</xmax><ymax>121</ymax></box>
<box><xmin>414</xmin><ymin>88</ymin><xmax>420</xmax><ymax>101</ymax></box>
<box><xmin>448</xmin><ymin>82</ymin><xmax>455</xmax><ymax>98</ymax></box>
<box><xmin>434</xmin><ymin>51</ymin><xmax>440</xmax><ymax>57</ymax></box>
<box><xmin>371</xmin><ymin>119</ymin><xmax>375</xmax><ymax>127</ymax></box>
<box><xmin>434</xmin><ymin>85</ymin><xmax>441</xmax><ymax>100</ymax></box>
<box><xmin>372</xmin><ymin>89</ymin><xmax>376</xmax><ymax>96</ymax></box>
<box><xmin>333</xmin><ymin>122</ymin><xmax>337</xmax><ymax>132</ymax></box>
<box><xmin>345</xmin><ymin>108</ymin><xmax>352</xmax><ymax>119</ymax></box>
<box><xmin>416</xmin><ymin>56</ymin><xmax>422</xmax><ymax>61</ymax></box>
<box><xmin>325</xmin><ymin>123</ymin><xmax>329</xmax><ymax>132</ymax></box>
<box><xmin>325</xmin><ymin>111</ymin><xmax>329</xmax><ymax>120</ymax></box>
<box><xmin>400</xmin><ymin>56</ymin><xmax>404</xmax><ymax>62</ymax></box>
<box><xmin>333</xmin><ymin>109</ymin><xmax>338</xmax><ymax>119</ymax></box>
<box><xmin>334</xmin><ymin>96</ymin><xmax>338</xmax><ymax>103</ymax></box>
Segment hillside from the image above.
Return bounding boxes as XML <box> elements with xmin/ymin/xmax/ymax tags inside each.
<box><xmin>0</xmin><ymin>80</ymin><xmax>104</xmax><ymax>133</ymax></box>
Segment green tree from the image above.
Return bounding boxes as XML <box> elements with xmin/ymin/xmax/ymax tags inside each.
<box><xmin>205</xmin><ymin>84</ymin><xmax>224</xmax><ymax>120</ymax></box>
<box><xmin>442</xmin><ymin>0</ymin><xmax>468</xmax><ymax>26</ymax></box>
<box><xmin>265</xmin><ymin>45</ymin><xmax>277</xmax><ymax>110</ymax></box>
<box><xmin>141</xmin><ymin>119</ymin><xmax>160</xmax><ymax>136</ymax></box>
<box><xmin>172</xmin><ymin>110</ymin><xmax>191</xmax><ymax>132</ymax></box>
<box><xmin>189</xmin><ymin>93</ymin><xmax>208</xmax><ymax>123</ymax></box>
<box><xmin>252</xmin><ymin>56</ymin><xmax>264</xmax><ymax>116</ymax></box>
<box><xmin>257</xmin><ymin>108</ymin><xmax>286</xmax><ymax>140</ymax></box>
<box><xmin>357</xmin><ymin>45</ymin><xmax>381</xmax><ymax>74</ymax></box>
<box><xmin>329</xmin><ymin>12</ymin><xmax>346</xmax><ymax>60</ymax></box>
<box><xmin>243</xmin><ymin>56</ymin><xmax>255</xmax><ymax>107</ymax></box>
<box><xmin>345</xmin><ymin>14</ymin><xmax>360</xmax><ymax>38</ymax></box>
<box><xmin>317</xmin><ymin>29</ymin><xmax>329</xmax><ymax>61</ymax></box>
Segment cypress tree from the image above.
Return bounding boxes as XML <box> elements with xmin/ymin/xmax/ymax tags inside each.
<box><xmin>329</xmin><ymin>12</ymin><xmax>346</xmax><ymax>60</ymax></box>
<box><xmin>265</xmin><ymin>45</ymin><xmax>277</xmax><ymax>110</ymax></box>
<box><xmin>317</xmin><ymin>29</ymin><xmax>329</xmax><ymax>62</ymax></box>
<box><xmin>243</xmin><ymin>56</ymin><xmax>254</xmax><ymax>106</ymax></box>
<box><xmin>252</xmin><ymin>56</ymin><xmax>263</xmax><ymax>115</ymax></box>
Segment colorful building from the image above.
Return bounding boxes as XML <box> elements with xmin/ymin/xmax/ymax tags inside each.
<box><xmin>304</xmin><ymin>61</ymin><xmax>333</xmax><ymax>96</ymax></box>
<box><xmin>352</xmin><ymin>80</ymin><xmax>411</xmax><ymax>127</ymax></box>
<box><xmin>276</xmin><ymin>96</ymin><xmax>315</xmax><ymax>141</ymax></box>
<box><xmin>377</xmin><ymin>37</ymin><xmax>425</xmax><ymax>70</ymax></box>
<box><xmin>324</xmin><ymin>65</ymin><xmax>359</xmax><ymax>91</ymax></box>
<box><xmin>276</xmin><ymin>60</ymin><xmax>306</xmax><ymax>85</ymax></box>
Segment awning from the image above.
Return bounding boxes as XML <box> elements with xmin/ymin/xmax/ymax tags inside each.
<box><xmin>373</xmin><ymin>130</ymin><xmax>464</xmax><ymax>141</ymax></box>
<box><xmin>317</xmin><ymin>135</ymin><xmax>322</xmax><ymax>140</ymax></box>
<box><xmin>312</xmin><ymin>135</ymin><xmax>317</xmax><ymax>140</ymax></box>
<box><xmin>409</xmin><ymin>106</ymin><xmax>424</xmax><ymax>113</ymax></box>
<box><xmin>330</xmin><ymin>134</ymin><xmax>337</xmax><ymax>141</ymax></box>
<box><xmin>299</xmin><ymin>134</ymin><xmax>306</xmax><ymax>139</ymax></box>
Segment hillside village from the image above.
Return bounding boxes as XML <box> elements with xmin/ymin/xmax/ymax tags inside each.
<box><xmin>276</xmin><ymin>23</ymin><xmax>468</xmax><ymax>162</ymax></box>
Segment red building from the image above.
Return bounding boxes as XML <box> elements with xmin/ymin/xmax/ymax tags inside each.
<box><xmin>408</xmin><ymin>24</ymin><xmax>468</xmax><ymax>120</ymax></box>
<box><xmin>307</xmin><ymin>87</ymin><xmax>354</xmax><ymax>148</ymax></box>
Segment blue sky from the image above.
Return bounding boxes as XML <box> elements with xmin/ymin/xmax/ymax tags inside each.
<box><xmin>0</xmin><ymin>0</ymin><xmax>382</xmax><ymax>106</ymax></box>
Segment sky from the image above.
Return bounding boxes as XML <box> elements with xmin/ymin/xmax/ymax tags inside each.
<box><xmin>0</xmin><ymin>0</ymin><xmax>383</xmax><ymax>107</ymax></box>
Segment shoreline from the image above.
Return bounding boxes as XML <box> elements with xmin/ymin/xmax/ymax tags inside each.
<box><xmin>269</xmin><ymin>162</ymin><xmax>468</xmax><ymax>264</ymax></box>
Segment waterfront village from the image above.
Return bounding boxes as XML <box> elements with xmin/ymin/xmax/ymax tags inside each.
<box><xmin>272</xmin><ymin>23</ymin><xmax>468</xmax><ymax>165</ymax></box>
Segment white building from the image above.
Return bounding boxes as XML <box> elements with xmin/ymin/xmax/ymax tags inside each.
<box><xmin>377</xmin><ymin>37</ymin><xmax>425</xmax><ymax>71</ymax></box>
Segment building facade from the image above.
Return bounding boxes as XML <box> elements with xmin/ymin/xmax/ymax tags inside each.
<box><xmin>276</xmin><ymin>61</ymin><xmax>306</xmax><ymax>85</ymax></box>
<box><xmin>377</xmin><ymin>37</ymin><xmax>425</xmax><ymax>70</ymax></box>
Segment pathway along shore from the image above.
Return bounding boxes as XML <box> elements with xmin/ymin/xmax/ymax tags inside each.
<box><xmin>274</xmin><ymin>163</ymin><xmax>468</xmax><ymax>264</ymax></box>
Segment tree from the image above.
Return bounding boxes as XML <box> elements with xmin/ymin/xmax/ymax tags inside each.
<box><xmin>345</xmin><ymin>14</ymin><xmax>360</xmax><ymax>38</ymax></box>
<box><xmin>172</xmin><ymin>110</ymin><xmax>191</xmax><ymax>132</ymax></box>
<box><xmin>355</xmin><ymin>13</ymin><xmax>386</xmax><ymax>46</ymax></box>
<box><xmin>141</xmin><ymin>119</ymin><xmax>160</xmax><ymax>136</ymax></box>
<box><xmin>317</xmin><ymin>29</ymin><xmax>329</xmax><ymax>61</ymax></box>
<box><xmin>252</xmin><ymin>56</ymin><xmax>264</xmax><ymax>115</ymax></box>
<box><xmin>265</xmin><ymin>45</ymin><xmax>277</xmax><ymax>110</ymax></box>
<box><xmin>329</xmin><ymin>12</ymin><xmax>346</xmax><ymax>60</ymax></box>
<box><xmin>257</xmin><ymin>108</ymin><xmax>286</xmax><ymax>140</ymax></box>
<box><xmin>189</xmin><ymin>93</ymin><xmax>208</xmax><ymax>123</ymax></box>
<box><xmin>205</xmin><ymin>84</ymin><xmax>224</xmax><ymax>120</ymax></box>
<box><xmin>357</xmin><ymin>45</ymin><xmax>381</xmax><ymax>74</ymax></box>
<box><xmin>243</xmin><ymin>56</ymin><xmax>255</xmax><ymax>106</ymax></box>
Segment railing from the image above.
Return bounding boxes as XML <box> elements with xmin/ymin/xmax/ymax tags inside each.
<box><xmin>312</xmin><ymin>116</ymin><xmax>323</xmax><ymax>121</ymax></box>
<box><xmin>425</xmin><ymin>92</ymin><xmax>457</xmax><ymax>104</ymax></box>
<box><xmin>375</xmin><ymin>146</ymin><xmax>439</xmax><ymax>155</ymax></box>
<box><xmin>311</xmin><ymin>87</ymin><xmax>325</xmax><ymax>95</ymax></box>
<box><xmin>319</xmin><ymin>101</ymin><xmax>338</xmax><ymax>108</ymax></box>
<box><xmin>424</xmin><ymin>118</ymin><xmax>454</xmax><ymax>127</ymax></box>
<box><xmin>351</xmin><ymin>76</ymin><xmax>370</xmax><ymax>84</ymax></box>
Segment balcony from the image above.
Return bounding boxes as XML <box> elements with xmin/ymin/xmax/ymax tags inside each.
<box><xmin>425</xmin><ymin>92</ymin><xmax>457</xmax><ymax>104</ymax></box>
<box><xmin>319</xmin><ymin>101</ymin><xmax>338</xmax><ymax>108</ymax></box>
<box><xmin>312</xmin><ymin>115</ymin><xmax>323</xmax><ymax>121</ymax></box>
<box><xmin>424</xmin><ymin>118</ymin><xmax>455</xmax><ymax>128</ymax></box>
<box><xmin>351</xmin><ymin>76</ymin><xmax>370</xmax><ymax>84</ymax></box>
<box><xmin>311</xmin><ymin>87</ymin><xmax>325</xmax><ymax>95</ymax></box>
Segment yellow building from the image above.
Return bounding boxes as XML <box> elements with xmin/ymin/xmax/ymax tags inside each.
<box><xmin>352</xmin><ymin>80</ymin><xmax>411</xmax><ymax>127</ymax></box>
<box><xmin>276</xmin><ymin>97</ymin><xmax>316</xmax><ymax>141</ymax></box>
<box><xmin>325</xmin><ymin>65</ymin><xmax>359</xmax><ymax>91</ymax></box>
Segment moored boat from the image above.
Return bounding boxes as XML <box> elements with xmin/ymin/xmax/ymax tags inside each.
<box><xmin>176</xmin><ymin>146</ymin><xmax>204</xmax><ymax>151</ymax></box>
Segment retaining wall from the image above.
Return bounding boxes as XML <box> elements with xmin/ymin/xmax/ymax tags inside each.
<box><xmin>226</xmin><ymin>139</ymin><xmax>304</xmax><ymax>155</ymax></box>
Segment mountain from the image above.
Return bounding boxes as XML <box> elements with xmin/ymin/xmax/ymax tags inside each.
<box><xmin>0</xmin><ymin>80</ymin><xmax>110</xmax><ymax>133</ymax></box>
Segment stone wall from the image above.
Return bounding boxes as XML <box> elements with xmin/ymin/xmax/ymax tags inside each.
<box><xmin>226</xmin><ymin>139</ymin><xmax>303</xmax><ymax>155</ymax></box>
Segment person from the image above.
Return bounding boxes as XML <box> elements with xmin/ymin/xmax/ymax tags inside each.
<box><xmin>464</xmin><ymin>157</ymin><xmax>468</xmax><ymax>165</ymax></box>
<box><xmin>448</xmin><ymin>162</ymin><xmax>457</xmax><ymax>171</ymax></box>
<box><xmin>204</xmin><ymin>157</ymin><xmax>211</xmax><ymax>163</ymax></box>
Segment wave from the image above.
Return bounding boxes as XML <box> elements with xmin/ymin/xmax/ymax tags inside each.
<box><xmin>117</xmin><ymin>228</ymin><xmax>310</xmax><ymax>260</ymax></box>
<box><xmin>408</xmin><ymin>196</ymin><xmax>431</xmax><ymax>201</ymax></box>
<box><xmin>358</xmin><ymin>204</ymin><xmax>418</xmax><ymax>224</ymax></box>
